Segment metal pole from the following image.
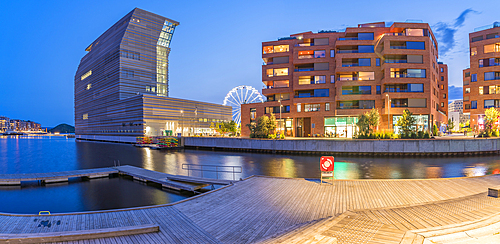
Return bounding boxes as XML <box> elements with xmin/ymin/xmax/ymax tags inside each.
<box><xmin>279</xmin><ymin>98</ymin><xmax>282</xmax><ymax>137</ymax></box>
<box><xmin>386</xmin><ymin>94</ymin><xmax>390</xmax><ymax>130</ymax></box>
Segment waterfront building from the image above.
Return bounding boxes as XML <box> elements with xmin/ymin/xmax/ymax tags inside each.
<box><xmin>241</xmin><ymin>22</ymin><xmax>448</xmax><ymax>137</ymax></box>
<box><xmin>448</xmin><ymin>99</ymin><xmax>469</xmax><ymax>125</ymax></box>
<box><xmin>74</xmin><ymin>8</ymin><xmax>231</xmax><ymax>142</ymax></box>
<box><xmin>463</xmin><ymin>22</ymin><xmax>500</xmax><ymax>131</ymax></box>
<box><xmin>0</xmin><ymin>116</ymin><xmax>9</xmax><ymax>132</ymax></box>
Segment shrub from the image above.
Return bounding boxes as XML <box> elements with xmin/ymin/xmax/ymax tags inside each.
<box><xmin>494</xmin><ymin>131</ymin><xmax>500</xmax><ymax>137</ymax></box>
<box><xmin>432</xmin><ymin>124</ymin><xmax>439</xmax><ymax>136</ymax></box>
<box><xmin>423</xmin><ymin>131</ymin><xmax>430</xmax><ymax>139</ymax></box>
<box><xmin>417</xmin><ymin>131</ymin><xmax>424</xmax><ymax>139</ymax></box>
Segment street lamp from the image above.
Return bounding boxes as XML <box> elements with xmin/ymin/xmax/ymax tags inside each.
<box><xmin>386</xmin><ymin>94</ymin><xmax>390</xmax><ymax>130</ymax></box>
<box><xmin>180</xmin><ymin>110</ymin><xmax>184</xmax><ymax>137</ymax></box>
<box><xmin>279</xmin><ymin>98</ymin><xmax>283</xmax><ymax>136</ymax></box>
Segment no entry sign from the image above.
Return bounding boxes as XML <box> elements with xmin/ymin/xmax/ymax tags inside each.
<box><xmin>320</xmin><ymin>156</ymin><xmax>334</xmax><ymax>172</ymax></box>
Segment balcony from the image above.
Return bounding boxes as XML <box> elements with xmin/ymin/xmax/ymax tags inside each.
<box><xmin>384</xmin><ymin>33</ymin><xmax>407</xmax><ymax>36</ymax></box>
<box><xmin>294</xmin><ymin>68</ymin><xmax>314</xmax><ymax>72</ymax></box>
<box><xmin>341</xmin><ymin>63</ymin><xmax>359</xmax><ymax>67</ymax></box>
<box><xmin>384</xmin><ymin>88</ymin><xmax>422</xmax><ymax>93</ymax></box>
<box><xmin>264</xmin><ymin>85</ymin><xmax>289</xmax><ymax>89</ymax></box>
<box><xmin>390</xmin><ymin>46</ymin><xmax>407</xmax><ymax>49</ymax></box>
<box><xmin>384</xmin><ymin>59</ymin><xmax>407</xmax><ymax>64</ymax></box>
<box><xmin>337</xmin><ymin>50</ymin><xmax>358</xmax><ymax>54</ymax></box>
<box><xmin>294</xmin><ymin>43</ymin><xmax>314</xmax><ymax>47</ymax></box>
<box><xmin>338</xmin><ymin>37</ymin><xmax>359</xmax><ymax>41</ymax></box>
<box><xmin>342</xmin><ymin>91</ymin><xmax>371</xmax><ymax>95</ymax></box>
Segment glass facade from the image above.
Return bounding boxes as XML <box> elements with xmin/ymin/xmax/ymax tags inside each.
<box><xmin>392</xmin><ymin>115</ymin><xmax>429</xmax><ymax>134</ymax></box>
<box><xmin>324</xmin><ymin>117</ymin><xmax>359</xmax><ymax>138</ymax></box>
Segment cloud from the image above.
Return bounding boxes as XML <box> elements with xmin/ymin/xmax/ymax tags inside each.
<box><xmin>448</xmin><ymin>85</ymin><xmax>463</xmax><ymax>101</ymax></box>
<box><xmin>432</xmin><ymin>8</ymin><xmax>479</xmax><ymax>57</ymax></box>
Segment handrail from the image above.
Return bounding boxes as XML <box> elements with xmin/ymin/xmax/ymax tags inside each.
<box><xmin>182</xmin><ymin>164</ymin><xmax>242</xmax><ymax>180</ymax></box>
<box><xmin>39</xmin><ymin>211</ymin><xmax>51</xmax><ymax>215</ymax></box>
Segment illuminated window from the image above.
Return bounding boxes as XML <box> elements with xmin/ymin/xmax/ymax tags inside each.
<box><xmin>250</xmin><ymin>108</ymin><xmax>256</xmax><ymax>121</ymax></box>
<box><xmin>81</xmin><ymin>70</ymin><xmax>92</xmax><ymax>81</ymax></box>
<box><xmin>298</xmin><ymin>50</ymin><xmax>314</xmax><ymax>59</ymax></box>
<box><xmin>83</xmin><ymin>113</ymin><xmax>88</xmax><ymax>120</ymax></box>
<box><xmin>262</xmin><ymin>45</ymin><xmax>289</xmax><ymax>54</ymax></box>
<box><xmin>479</xmin><ymin>86</ymin><xmax>483</xmax><ymax>95</ymax></box>
<box><xmin>471</xmin><ymin>47</ymin><xmax>477</xmax><ymax>56</ymax></box>
<box><xmin>358</xmin><ymin>72</ymin><xmax>374</xmax><ymax>81</ymax></box>
<box><xmin>297</xmin><ymin>103</ymin><xmax>301</xmax><ymax>112</ymax></box>
<box><xmin>314</xmin><ymin>50</ymin><xmax>326</xmax><ymax>58</ymax></box>
<box><xmin>406</xmin><ymin>29</ymin><xmax>424</xmax><ymax>36</ymax></box>
<box><xmin>490</xmin><ymin>86</ymin><xmax>496</xmax><ymax>94</ymax></box>
<box><xmin>273</xmin><ymin>68</ymin><xmax>288</xmax><ymax>76</ymax></box>
<box><xmin>86</xmin><ymin>84</ymin><xmax>92</xmax><ymax>90</ymax></box>
<box><xmin>325</xmin><ymin>102</ymin><xmax>330</xmax><ymax>111</ymax></box>
<box><xmin>465</xmin><ymin>88</ymin><xmax>470</xmax><ymax>93</ymax></box>
<box><xmin>484</xmin><ymin>43</ymin><xmax>500</xmax><ymax>53</ymax></box>
<box><xmin>304</xmin><ymin>104</ymin><xmax>320</xmax><ymax>112</ymax></box>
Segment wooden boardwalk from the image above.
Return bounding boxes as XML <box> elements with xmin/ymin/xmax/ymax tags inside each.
<box><xmin>0</xmin><ymin>168</ymin><xmax>117</xmax><ymax>185</ymax></box>
<box><xmin>3</xmin><ymin>168</ymin><xmax>500</xmax><ymax>243</ymax></box>
<box><xmin>114</xmin><ymin>165</ymin><xmax>211</xmax><ymax>191</ymax></box>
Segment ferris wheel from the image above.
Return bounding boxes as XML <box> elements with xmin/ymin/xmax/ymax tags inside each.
<box><xmin>223</xmin><ymin>85</ymin><xmax>264</xmax><ymax>125</ymax></box>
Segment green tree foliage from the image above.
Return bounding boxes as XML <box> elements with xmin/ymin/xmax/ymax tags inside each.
<box><xmin>246</xmin><ymin>114</ymin><xmax>280</xmax><ymax>138</ymax></box>
<box><xmin>447</xmin><ymin>118</ymin><xmax>454</xmax><ymax>132</ymax></box>
<box><xmin>356</xmin><ymin>114</ymin><xmax>370</xmax><ymax>136</ymax></box>
<box><xmin>432</xmin><ymin>124</ymin><xmax>439</xmax><ymax>136</ymax></box>
<box><xmin>396</xmin><ymin>109</ymin><xmax>416</xmax><ymax>138</ymax></box>
<box><xmin>482</xmin><ymin>108</ymin><xmax>500</xmax><ymax>137</ymax></box>
<box><xmin>214</xmin><ymin>120</ymin><xmax>238</xmax><ymax>136</ymax></box>
<box><xmin>366</xmin><ymin>108</ymin><xmax>380</xmax><ymax>133</ymax></box>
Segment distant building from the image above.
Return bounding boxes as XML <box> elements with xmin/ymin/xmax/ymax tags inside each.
<box><xmin>0</xmin><ymin>117</ymin><xmax>41</xmax><ymax>132</ymax></box>
<box><xmin>74</xmin><ymin>8</ymin><xmax>231</xmax><ymax>142</ymax></box>
<box><xmin>449</xmin><ymin>99</ymin><xmax>469</xmax><ymax>125</ymax></box>
<box><xmin>0</xmin><ymin>116</ymin><xmax>9</xmax><ymax>132</ymax></box>
<box><xmin>448</xmin><ymin>111</ymin><xmax>460</xmax><ymax>131</ymax></box>
<box><xmin>463</xmin><ymin>22</ymin><xmax>500</xmax><ymax>131</ymax></box>
<box><xmin>242</xmin><ymin>21</ymin><xmax>448</xmax><ymax>137</ymax></box>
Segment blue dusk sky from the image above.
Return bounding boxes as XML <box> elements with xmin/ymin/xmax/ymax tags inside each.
<box><xmin>0</xmin><ymin>0</ymin><xmax>497</xmax><ymax>127</ymax></box>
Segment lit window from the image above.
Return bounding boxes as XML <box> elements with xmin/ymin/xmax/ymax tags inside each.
<box><xmin>86</xmin><ymin>84</ymin><xmax>92</xmax><ymax>90</ymax></box>
<box><xmin>358</xmin><ymin>72</ymin><xmax>374</xmax><ymax>80</ymax></box>
<box><xmin>484</xmin><ymin>43</ymin><xmax>500</xmax><ymax>53</ymax></box>
<box><xmin>470</xmin><ymin>47</ymin><xmax>477</xmax><ymax>56</ymax></box>
<box><xmin>297</xmin><ymin>103</ymin><xmax>301</xmax><ymax>112</ymax></box>
<box><xmin>441</xmin><ymin>102</ymin><xmax>444</xmax><ymax>107</ymax></box>
<box><xmin>146</xmin><ymin>86</ymin><xmax>151</xmax><ymax>92</ymax></box>
<box><xmin>81</xmin><ymin>70</ymin><xmax>92</xmax><ymax>81</ymax></box>
<box><xmin>304</xmin><ymin>104</ymin><xmax>320</xmax><ymax>112</ymax></box>
<box><xmin>479</xmin><ymin>86</ymin><xmax>483</xmax><ymax>95</ymax></box>
<box><xmin>325</xmin><ymin>102</ymin><xmax>330</xmax><ymax>111</ymax></box>
<box><xmin>83</xmin><ymin>113</ymin><xmax>88</xmax><ymax>120</ymax></box>
<box><xmin>273</xmin><ymin>68</ymin><xmax>288</xmax><ymax>76</ymax></box>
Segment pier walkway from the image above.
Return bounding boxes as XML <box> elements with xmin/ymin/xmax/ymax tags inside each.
<box><xmin>0</xmin><ymin>168</ymin><xmax>118</xmax><ymax>185</ymax></box>
<box><xmin>2</xmin><ymin>168</ymin><xmax>500</xmax><ymax>243</ymax></box>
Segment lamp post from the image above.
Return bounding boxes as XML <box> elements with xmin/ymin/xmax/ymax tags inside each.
<box><xmin>180</xmin><ymin>110</ymin><xmax>184</xmax><ymax>137</ymax></box>
<box><xmin>279</xmin><ymin>98</ymin><xmax>283</xmax><ymax>136</ymax></box>
<box><xmin>386</xmin><ymin>93</ymin><xmax>390</xmax><ymax>130</ymax></box>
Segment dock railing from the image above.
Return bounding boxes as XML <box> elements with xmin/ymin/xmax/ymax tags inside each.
<box><xmin>182</xmin><ymin>164</ymin><xmax>242</xmax><ymax>180</ymax></box>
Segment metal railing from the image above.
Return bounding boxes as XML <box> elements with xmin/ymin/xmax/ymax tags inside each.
<box><xmin>182</xmin><ymin>164</ymin><xmax>242</xmax><ymax>180</ymax></box>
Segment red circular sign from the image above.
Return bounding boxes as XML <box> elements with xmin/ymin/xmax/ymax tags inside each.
<box><xmin>320</xmin><ymin>156</ymin><xmax>334</xmax><ymax>172</ymax></box>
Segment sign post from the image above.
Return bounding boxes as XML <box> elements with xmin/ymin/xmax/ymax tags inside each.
<box><xmin>320</xmin><ymin>156</ymin><xmax>334</xmax><ymax>185</ymax></box>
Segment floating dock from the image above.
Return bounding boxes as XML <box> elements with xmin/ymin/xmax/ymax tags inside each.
<box><xmin>0</xmin><ymin>168</ymin><xmax>118</xmax><ymax>185</ymax></box>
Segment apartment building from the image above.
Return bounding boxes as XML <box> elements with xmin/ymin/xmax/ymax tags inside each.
<box><xmin>242</xmin><ymin>21</ymin><xmax>448</xmax><ymax>137</ymax></box>
<box><xmin>463</xmin><ymin>22</ymin><xmax>500</xmax><ymax>131</ymax></box>
<box><xmin>449</xmin><ymin>99</ymin><xmax>469</xmax><ymax>124</ymax></box>
<box><xmin>74</xmin><ymin>8</ymin><xmax>231</xmax><ymax>142</ymax></box>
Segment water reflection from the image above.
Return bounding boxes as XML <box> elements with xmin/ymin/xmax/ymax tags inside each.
<box><xmin>2</xmin><ymin>136</ymin><xmax>500</xmax><ymax>213</ymax></box>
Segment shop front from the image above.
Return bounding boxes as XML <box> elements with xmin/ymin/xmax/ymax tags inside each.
<box><xmin>392</xmin><ymin>114</ymin><xmax>429</xmax><ymax>134</ymax></box>
<box><xmin>276</xmin><ymin>118</ymin><xmax>294</xmax><ymax>137</ymax></box>
<box><xmin>324</xmin><ymin>117</ymin><xmax>358</xmax><ymax>138</ymax></box>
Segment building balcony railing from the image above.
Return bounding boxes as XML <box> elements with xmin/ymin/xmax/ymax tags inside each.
<box><xmin>384</xmin><ymin>88</ymin><xmax>423</xmax><ymax>93</ymax></box>
<box><xmin>486</xmin><ymin>76</ymin><xmax>500</xmax><ymax>81</ymax></box>
<box><xmin>264</xmin><ymin>85</ymin><xmax>289</xmax><ymax>89</ymax></box>
<box><xmin>384</xmin><ymin>59</ymin><xmax>407</xmax><ymax>64</ymax></box>
<box><xmin>341</xmin><ymin>91</ymin><xmax>371</xmax><ymax>95</ymax></box>
<box><xmin>384</xmin><ymin>33</ymin><xmax>407</xmax><ymax>36</ymax></box>
<box><xmin>391</xmin><ymin>104</ymin><xmax>408</xmax><ymax>108</ymax></box>
<box><xmin>338</xmin><ymin>37</ymin><xmax>359</xmax><ymax>41</ymax></box>
<box><xmin>389</xmin><ymin>73</ymin><xmax>425</xmax><ymax>78</ymax></box>
<box><xmin>390</xmin><ymin>46</ymin><xmax>407</xmax><ymax>49</ymax></box>
<box><xmin>341</xmin><ymin>63</ymin><xmax>359</xmax><ymax>67</ymax></box>
<box><xmin>337</xmin><ymin>50</ymin><xmax>359</xmax><ymax>54</ymax></box>
<box><xmin>294</xmin><ymin>68</ymin><xmax>314</xmax><ymax>72</ymax></box>
<box><xmin>294</xmin><ymin>43</ymin><xmax>314</xmax><ymax>47</ymax></box>
<box><xmin>337</xmin><ymin>77</ymin><xmax>359</xmax><ymax>81</ymax></box>
<box><xmin>294</xmin><ymin>94</ymin><xmax>329</xmax><ymax>98</ymax></box>
<box><xmin>336</xmin><ymin>106</ymin><xmax>374</xmax><ymax>109</ymax></box>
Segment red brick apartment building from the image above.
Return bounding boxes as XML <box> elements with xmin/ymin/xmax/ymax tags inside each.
<box><xmin>241</xmin><ymin>22</ymin><xmax>448</xmax><ymax>137</ymax></box>
<box><xmin>463</xmin><ymin>22</ymin><xmax>500</xmax><ymax>130</ymax></box>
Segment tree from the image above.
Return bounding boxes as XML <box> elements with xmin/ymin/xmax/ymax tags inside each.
<box><xmin>396</xmin><ymin>109</ymin><xmax>416</xmax><ymax>137</ymax></box>
<box><xmin>267</xmin><ymin>113</ymin><xmax>277</xmax><ymax>135</ymax></box>
<box><xmin>356</xmin><ymin>114</ymin><xmax>370</xmax><ymax>136</ymax></box>
<box><xmin>366</xmin><ymin>108</ymin><xmax>380</xmax><ymax>133</ymax></box>
<box><xmin>484</xmin><ymin>107</ymin><xmax>500</xmax><ymax>136</ymax></box>
<box><xmin>447</xmin><ymin>118</ymin><xmax>455</xmax><ymax>132</ymax></box>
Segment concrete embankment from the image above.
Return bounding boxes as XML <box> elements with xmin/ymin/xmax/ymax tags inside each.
<box><xmin>184</xmin><ymin>137</ymin><xmax>500</xmax><ymax>156</ymax></box>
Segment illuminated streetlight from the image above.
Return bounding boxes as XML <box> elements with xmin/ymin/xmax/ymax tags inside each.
<box><xmin>386</xmin><ymin>94</ymin><xmax>391</xmax><ymax>129</ymax></box>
